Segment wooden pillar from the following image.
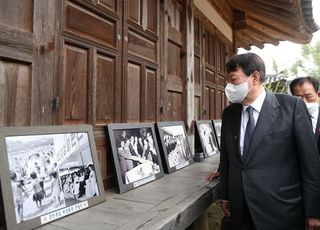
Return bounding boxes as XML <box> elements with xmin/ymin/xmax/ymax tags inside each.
<box><xmin>184</xmin><ymin>0</ymin><xmax>195</xmax><ymax>154</ymax></box>
<box><xmin>32</xmin><ymin>0</ymin><xmax>57</xmax><ymax>125</ymax></box>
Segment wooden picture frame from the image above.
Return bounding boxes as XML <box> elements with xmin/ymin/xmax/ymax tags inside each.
<box><xmin>195</xmin><ymin>120</ymin><xmax>219</xmax><ymax>158</ymax></box>
<box><xmin>0</xmin><ymin>125</ymin><xmax>105</xmax><ymax>230</ymax></box>
<box><xmin>212</xmin><ymin>120</ymin><xmax>222</xmax><ymax>151</ymax></box>
<box><xmin>156</xmin><ymin>121</ymin><xmax>193</xmax><ymax>174</ymax></box>
<box><xmin>107</xmin><ymin>123</ymin><xmax>164</xmax><ymax>193</ymax></box>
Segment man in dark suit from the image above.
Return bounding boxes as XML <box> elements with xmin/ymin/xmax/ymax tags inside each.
<box><xmin>290</xmin><ymin>76</ymin><xmax>320</xmax><ymax>153</ymax></box>
<box><xmin>217</xmin><ymin>53</ymin><xmax>320</xmax><ymax>230</ymax></box>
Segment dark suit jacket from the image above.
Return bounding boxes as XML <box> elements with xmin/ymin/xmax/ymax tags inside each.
<box><xmin>217</xmin><ymin>91</ymin><xmax>320</xmax><ymax>230</ymax></box>
<box><xmin>315</xmin><ymin>109</ymin><xmax>320</xmax><ymax>154</ymax></box>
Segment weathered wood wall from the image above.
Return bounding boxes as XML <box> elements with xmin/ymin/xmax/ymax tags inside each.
<box><xmin>0</xmin><ymin>0</ymin><xmax>232</xmax><ymax>189</ymax></box>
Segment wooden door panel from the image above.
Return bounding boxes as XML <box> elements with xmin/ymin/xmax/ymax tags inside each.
<box><xmin>144</xmin><ymin>68</ymin><xmax>156</xmax><ymax>121</ymax></box>
<box><xmin>167</xmin><ymin>91</ymin><xmax>182</xmax><ymax>121</ymax></box>
<box><xmin>204</xmin><ymin>30</ymin><xmax>209</xmax><ymax>64</ymax></box>
<box><xmin>65</xmin><ymin>2</ymin><xmax>117</xmax><ymax>48</ymax></box>
<box><xmin>194</xmin><ymin>18</ymin><xmax>200</xmax><ymax>53</ymax></box>
<box><xmin>167</xmin><ymin>0</ymin><xmax>181</xmax><ymax>30</ymax></box>
<box><xmin>128</xmin><ymin>31</ymin><xmax>156</xmax><ymax>62</ymax></box>
<box><xmin>215</xmin><ymin>89</ymin><xmax>223</xmax><ymax>118</ymax></box>
<box><xmin>124</xmin><ymin>63</ymin><xmax>157</xmax><ymax>123</ymax></box>
<box><xmin>204</xmin><ymin>30</ymin><xmax>216</xmax><ymax>68</ymax></box>
<box><xmin>194</xmin><ymin>56</ymin><xmax>201</xmax><ymax>85</ymax></box>
<box><xmin>0</xmin><ymin>60</ymin><xmax>31</xmax><ymax>126</ymax></box>
<box><xmin>194</xmin><ymin>18</ymin><xmax>202</xmax><ymax>119</ymax></box>
<box><xmin>217</xmin><ymin>73</ymin><xmax>226</xmax><ymax>87</ymax></box>
<box><xmin>205</xmin><ymin>69</ymin><xmax>215</xmax><ymax>85</ymax></box>
<box><xmin>218</xmin><ymin>41</ymin><xmax>226</xmax><ymax>72</ymax></box>
<box><xmin>210</xmin><ymin>88</ymin><xmax>216</xmax><ymax>119</ymax></box>
<box><xmin>167</xmin><ymin>42</ymin><xmax>181</xmax><ymax>78</ymax></box>
<box><xmin>59</xmin><ymin>0</ymin><xmax>121</xmax><ymax>189</ymax></box>
<box><xmin>128</xmin><ymin>0</ymin><xmax>157</xmax><ymax>32</ymax></box>
<box><xmin>97</xmin><ymin>0</ymin><xmax>117</xmax><ymax>12</ymax></box>
<box><xmin>95</xmin><ymin>53</ymin><xmax>115</xmax><ymax>124</ymax></box>
<box><xmin>146</xmin><ymin>0</ymin><xmax>157</xmax><ymax>33</ymax></box>
<box><xmin>204</xmin><ymin>86</ymin><xmax>209</xmax><ymax>120</ymax></box>
<box><xmin>0</xmin><ymin>0</ymin><xmax>33</xmax><ymax>32</ymax></box>
<box><xmin>199</xmin><ymin>17</ymin><xmax>230</xmax><ymax>120</ymax></box>
<box><xmin>166</xmin><ymin>75</ymin><xmax>183</xmax><ymax>92</ymax></box>
<box><xmin>161</xmin><ymin>0</ymin><xmax>184</xmax><ymax>121</ymax></box>
<box><xmin>209</xmin><ymin>33</ymin><xmax>215</xmax><ymax>67</ymax></box>
<box><xmin>128</xmin><ymin>0</ymin><xmax>140</xmax><ymax>24</ymax></box>
<box><xmin>126</xmin><ymin>62</ymin><xmax>141</xmax><ymax>122</ymax></box>
<box><xmin>63</xmin><ymin>44</ymin><xmax>88</xmax><ymax>124</ymax></box>
<box><xmin>124</xmin><ymin>0</ymin><xmax>158</xmax><ymax>123</ymax></box>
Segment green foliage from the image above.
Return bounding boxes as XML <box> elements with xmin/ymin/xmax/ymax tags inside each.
<box><xmin>264</xmin><ymin>79</ymin><xmax>287</xmax><ymax>93</ymax></box>
<box><xmin>290</xmin><ymin>60</ymin><xmax>303</xmax><ymax>76</ymax></box>
<box><xmin>298</xmin><ymin>40</ymin><xmax>320</xmax><ymax>78</ymax></box>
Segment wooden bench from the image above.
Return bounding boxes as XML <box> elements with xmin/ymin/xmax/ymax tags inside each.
<box><xmin>33</xmin><ymin>155</ymin><xmax>219</xmax><ymax>230</ymax></box>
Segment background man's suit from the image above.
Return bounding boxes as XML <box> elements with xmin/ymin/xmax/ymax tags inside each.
<box><xmin>218</xmin><ymin>91</ymin><xmax>320</xmax><ymax>230</ymax></box>
<box><xmin>315</xmin><ymin>109</ymin><xmax>320</xmax><ymax>153</ymax></box>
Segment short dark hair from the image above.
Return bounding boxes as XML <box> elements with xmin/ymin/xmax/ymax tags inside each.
<box><xmin>289</xmin><ymin>76</ymin><xmax>319</xmax><ymax>94</ymax></box>
<box><xmin>226</xmin><ymin>53</ymin><xmax>266</xmax><ymax>82</ymax></box>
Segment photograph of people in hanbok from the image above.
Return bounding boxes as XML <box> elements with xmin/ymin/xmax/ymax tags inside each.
<box><xmin>198</xmin><ymin>123</ymin><xmax>219</xmax><ymax>157</ymax></box>
<box><xmin>113</xmin><ymin>128</ymin><xmax>161</xmax><ymax>185</ymax></box>
<box><xmin>6</xmin><ymin>132</ymin><xmax>98</xmax><ymax>224</ymax></box>
<box><xmin>160</xmin><ymin>125</ymin><xmax>192</xmax><ymax>168</ymax></box>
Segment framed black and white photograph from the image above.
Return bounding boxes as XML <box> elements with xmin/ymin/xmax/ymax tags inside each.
<box><xmin>156</xmin><ymin>121</ymin><xmax>193</xmax><ymax>174</ymax></box>
<box><xmin>0</xmin><ymin>125</ymin><xmax>105</xmax><ymax>230</ymax></box>
<box><xmin>107</xmin><ymin>123</ymin><xmax>164</xmax><ymax>193</ymax></box>
<box><xmin>212</xmin><ymin>120</ymin><xmax>222</xmax><ymax>150</ymax></box>
<box><xmin>195</xmin><ymin>120</ymin><xmax>219</xmax><ymax>158</ymax></box>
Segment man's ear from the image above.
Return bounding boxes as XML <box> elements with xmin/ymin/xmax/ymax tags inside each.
<box><xmin>252</xmin><ymin>71</ymin><xmax>261</xmax><ymax>84</ymax></box>
<box><xmin>317</xmin><ymin>91</ymin><xmax>320</xmax><ymax>98</ymax></box>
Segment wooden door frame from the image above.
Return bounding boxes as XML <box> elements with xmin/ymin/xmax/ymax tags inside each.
<box><xmin>122</xmin><ymin>0</ymin><xmax>160</xmax><ymax>123</ymax></box>
<box><xmin>53</xmin><ymin>0</ymin><xmax>123</xmax><ymax>126</ymax></box>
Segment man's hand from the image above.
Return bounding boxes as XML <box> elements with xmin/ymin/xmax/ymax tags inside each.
<box><xmin>205</xmin><ymin>172</ymin><xmax>220</xmax><ymax>181</ymax></box>
<box><xmin>307</xmin><ymin>218</ymin><xmax>320</xmax><ymax>230</ymax></box>
<box><xmin>219</xmin><ymin>200</ymin><xmax>231</xmax><ymax>218</ymax></box>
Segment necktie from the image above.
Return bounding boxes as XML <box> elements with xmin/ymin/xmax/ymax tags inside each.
<box><xmin>243</xmin><ymin>106</ymin><xmax>255</xmax><ymax>160</ymax></box>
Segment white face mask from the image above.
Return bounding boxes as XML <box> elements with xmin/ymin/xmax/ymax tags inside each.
<box><xmin>225</xmin><ymin>76</ymin><xmax>251</xmax><ymax>103</ymax></box>
<box><xmin>305</xmin><ymin>102</ymin><xmax>318</xmax><ymax>116</ymax></box>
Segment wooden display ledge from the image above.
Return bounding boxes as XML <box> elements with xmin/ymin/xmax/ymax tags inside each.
<box><xmin>36</xmin><ymin>155</ymin><xmax>220</xmax><ymax>230</ymax></box>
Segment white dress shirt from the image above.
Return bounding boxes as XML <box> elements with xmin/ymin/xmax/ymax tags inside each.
<box><xmin>309</xmin><ymin>106</ymin><xmax>319</xmax><ymax>134</ymax></box>
<box><xmin>240</xmin><ymin>89</ymin><xmax>266</xmax><ymax>155</ymax></box>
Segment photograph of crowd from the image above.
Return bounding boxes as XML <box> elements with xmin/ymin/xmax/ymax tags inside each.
<box><xmin>160</xmin><ymin>125</ymin><xmax>192</xmax><ymax>169</ymax></box>
<box><xmin>6</xmin><ymin>132</ymin><xmax>99</xmax><ymax>224</ymax></box>
<box><xmin>197</xmin><ymin>122</ymin><xmax>219</xmax><ymax>157</ymax></box>
<box><xmin>112</xmin><ymin>127</ymin><xmax>161</xmax><ymax>185</ymax></box>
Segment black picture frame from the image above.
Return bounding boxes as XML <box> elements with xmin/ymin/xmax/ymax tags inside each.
<box><xmin>195</xmin><ymin>120</ymin><xmax>219</xmax><ymax>158</ymax></box>
<box><xmin>156</xmin><ymin>121</ymin><xmax>193</xmax><ymax>174</ymax></box>
<box><xmin>212</xmin><ymin>119</ymin><xmax>222</xmax><ymax>151</ymax></box>
<box><xmin>0</xmin><ymin>125</ymin><xmax>105</xmax><ymax>230</ymax></box>
<box><xmin>107</xmin><ymin>123</ymin><xmax>164</xmax><ymax>193</ymax></box>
